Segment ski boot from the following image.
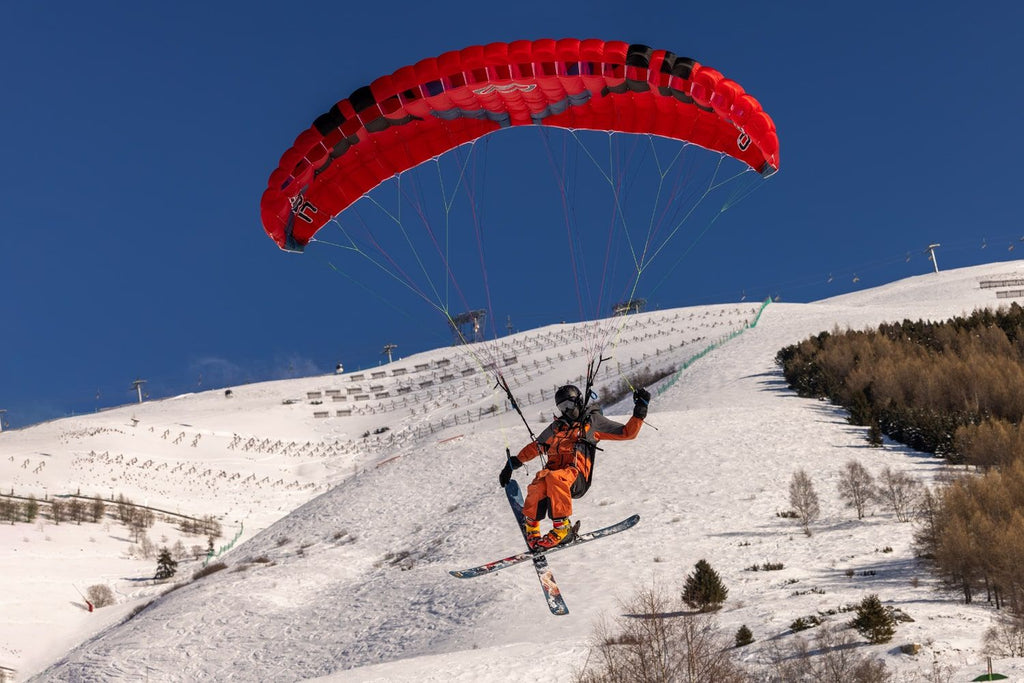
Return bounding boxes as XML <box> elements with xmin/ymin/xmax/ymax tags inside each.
<box><xmin>524</xmin><ymin>518</ymin><xmax>542</xmax><ymax>550</ymax></box>
<box><xmin>536</xmin><ymin>517</ymin><xmax>578</xmax><ymax>550</ymax></box>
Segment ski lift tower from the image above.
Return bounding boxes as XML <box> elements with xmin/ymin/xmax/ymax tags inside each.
<box><xmin>382</xmin><ymin>343</ymin><xmax>398</xmax><ymax>363</ymax></box>
<box><xmin>131</xmin><ymin>379</ymin><xmax>147</xmax><ymax>404</ymax></box>
<box><xmin>926</xmin><ymin>243</ymin><xmax>941</xmax><ymax>273</ymax></box>
<box><xmin>612</xmin><ymin>298</ymin><xmax>646</xmax><ymax>316</ymax></box>
<box><xmin>449</xmin><ymin>310</ymin><xmax>486</xmax><ymax>344</ymax></box>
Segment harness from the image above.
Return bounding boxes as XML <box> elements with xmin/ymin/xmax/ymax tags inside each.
<box><xmin>570</xmin><ymin>439</ymin><xmax>598</xmax><ymax>499</ymax></box>
<box><xmin>547</xmin><ymin>410</ymin><xmax>601</xmax><ymax>499</ymax></box>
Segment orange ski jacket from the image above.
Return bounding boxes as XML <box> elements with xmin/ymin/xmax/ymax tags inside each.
<box><xmin>514</xmin><ymin>407</ymin><xmax>644</xmax><ymax>485</ymax></box>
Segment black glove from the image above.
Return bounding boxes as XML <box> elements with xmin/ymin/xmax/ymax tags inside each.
<box><xmin>633</xmin><ymin>387</ymin><xmax>651</xmax><ymax>419</ymax></box>
<box><xmin>499</xmin><ymin>457</ymin><xmax>522</xmax><ymax>487</ymax></box>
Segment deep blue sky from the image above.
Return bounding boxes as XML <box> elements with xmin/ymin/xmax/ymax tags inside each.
<box><xmin>2</xmin><ymin>2</ymin><xmax>1022</xmax><ymax>428</ymax></box>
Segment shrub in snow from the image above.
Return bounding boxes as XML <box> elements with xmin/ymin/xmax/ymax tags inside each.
<box><xmin>86</xmin><ymin>584</ymin><xmax>116</xmax><ymax>608</ymax></box>
<box><xmin>193</xmin><ymin>562</ymin><xmax>227</xmax><ymax>580</ymax></box>
<box><xmin>790</xmin><ymin>615</ymin><xmax>822</xmax><ymax>632</ymax></box>
<box><xmin>600</xmin><ymin>365</ymin><xmax>676</xmax><ymax>406</ymax></box>
<box><xmin>766</xmin><ymin>622</ymin><xmax>892</xmax><ymax>682</ymax></box>
<box><xmin>747</xmin><ymin>562</ymin><xmax>784</xmax><ymax>572</ymax></box>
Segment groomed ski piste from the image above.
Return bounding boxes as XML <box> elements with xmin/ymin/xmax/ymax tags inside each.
<box><xmin>5</xmin><ymin>261</ymin><xmax>1024</xmax><ymax>681</ymax></box>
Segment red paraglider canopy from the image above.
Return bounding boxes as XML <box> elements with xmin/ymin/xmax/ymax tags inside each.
<box><xmin>261</xmin><ymin>39</ymin><xmax>779</xmax><ymax>252</ymax></box>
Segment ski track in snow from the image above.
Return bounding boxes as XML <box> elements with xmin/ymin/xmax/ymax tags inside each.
<box><xmin>5</xmin><ymin>262</ymin><xmax>1024</xmax><ymax>681</ymax></box>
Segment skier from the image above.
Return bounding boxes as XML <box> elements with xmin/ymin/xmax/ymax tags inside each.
<box><xmin>499</xmin><ymin>384</ymin><xmax>650</xmax><ymax>550</ymax></box>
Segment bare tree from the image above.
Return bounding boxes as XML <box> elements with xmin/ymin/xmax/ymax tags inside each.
<box><xmin>182</xmin><ymin>514</ymin><xmax>223</xmax><ymax>539</ymax></box>
<box><xmin>789</xmin><ymin>469</ymin><xmax>820</xmax><ymax>536</ymax></box>
<box><xmin>24</xmin><ymin>495</ymin><xmax>39</xmax><ymax>523</ymax></box>
<box><xmin>837</xmin><ymin>460</ymin><xmax>876</xmax><ymax>519</ymax></box>
<box><xmin>576</xmin><ymin>584</ymin><xmax>750</xmax><ymax>682</ymax></box>
<box><xmin>912</xmin><ymin>485</ymin><xmax>941</xmax><ymax>558</ymax></box>
<box><xmin>67</xmin><ymin>498</ymin><xmax>85</xmax><ymax>525</ymax></box>
<box><xmin>202</xmin><ymin>515</ymin><xmax>223</xmax><ymax>539</ymax></box>
<box><xmin>89</xmin><ymin>495</ymin><xmax>106</xmax><ymax>523</ymax></box>
<box><xmin>128</xmin><ymin>507</ymin><xmax>155</xmax><ymax>542</ymax></box>
<box><xmin>877</xmin><ymin>466</ymin><xmax>920</xmax><ymax>522</ymax></box>
<box><xmin>985</xmin><ymin>612</ymin><xmax>1024</xmax><ymax>657</ymax></box>
<box><xmin>50</xmin><ymin>498</ymin><xmax>65</xmax><ymax>525</ymax></box>
<box><xmin>116</xmin><ymin>494</ymin><xmax>135</xmax><ymax>525</ymax></box>
<box><xmin>0</xmin><ymin>497</ymin><xmax>16</xmax><ymax>524</ymax></box>
<box><xmin>933</xmin><ymin>513</ymin><xmax>981</xmax><ymax>604</ymax></box>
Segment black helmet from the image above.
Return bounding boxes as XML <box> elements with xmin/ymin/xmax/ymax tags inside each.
<box><xmin>555</xmin><ymin>384</ymin><xmax>583</xmax><ymax>420</ymax></box>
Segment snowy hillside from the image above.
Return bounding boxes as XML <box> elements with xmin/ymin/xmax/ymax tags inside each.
<box><xmin>6</xmin><ymin>261</ymin><xmax>1024</xmax><ymax>681</ymax></box>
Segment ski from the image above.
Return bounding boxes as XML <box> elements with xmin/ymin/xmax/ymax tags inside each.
<box><xmin>449</xmin><ymin>512</ymin><xmax>640</xmax><ymax>579</ymax></box>
<box><xmin>527</xmin><ymin>549</ymin><xmax>566</xmax><ymax>615</ymax></box>
<box><xmin>449</xmin><ymin>480</ymin><xmax>639</xmax><ymax>616</ymax></box>
<box><xmin>507</xmin><ymin>480</ymin><xmax>568</xmax><ymax>615</ymax></box>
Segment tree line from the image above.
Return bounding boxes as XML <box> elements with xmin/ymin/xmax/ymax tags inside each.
<box><xmin>776</xmin><ymin>302</ymin><xmax>1024</xmax><ymax>627</ymax></box>
<box><xmin>0</xmin><ymin>490</ymin><xmax>222</xmax><ymax>539</ymax></box>
<box><xmin>776</xmin><ymin>303</ymin><xmax>1024</xmax><ymax>461</ymax></box>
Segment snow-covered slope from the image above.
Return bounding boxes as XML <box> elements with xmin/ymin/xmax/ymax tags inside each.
<box><xmin>6</xmin><ymin>261</ymin><xmax>1024</xmax><ymax>682</ymax></box>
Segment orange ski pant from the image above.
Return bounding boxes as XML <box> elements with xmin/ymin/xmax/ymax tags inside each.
<box><xmin>523</xmin><ymin>467</ymin><xmax>577</xmax><ymax>521</ymax></box>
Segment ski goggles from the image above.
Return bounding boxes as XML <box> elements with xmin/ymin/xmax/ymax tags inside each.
<box><xmin>557</xmin><ymin>399</ymin><xmax>579</xmax><ymax>414</ymax></box>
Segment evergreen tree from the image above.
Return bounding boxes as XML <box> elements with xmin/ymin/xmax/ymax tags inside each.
<box><xmin>851</xmin><ymin>593</ymin><xmax>896</xmax><ymax>644</ymax></box>
<box><xmin>734</xmin><ymin>624</ymin><xmax>754</xmax><ymax>648</ymax></box>
<box><xmin>155</xmin><ymin>547</ymin><xmax>178</xmax><ymax>580</ymax></box>
<box><xmin>682</xmin><ymin>559</ymin><xmax>728</xmax><ymax>612</ymax></box>
<box><xmin>867</xmin><ymin>421</ymin><xmax>884</xmax><ymax>447</ymax></box>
